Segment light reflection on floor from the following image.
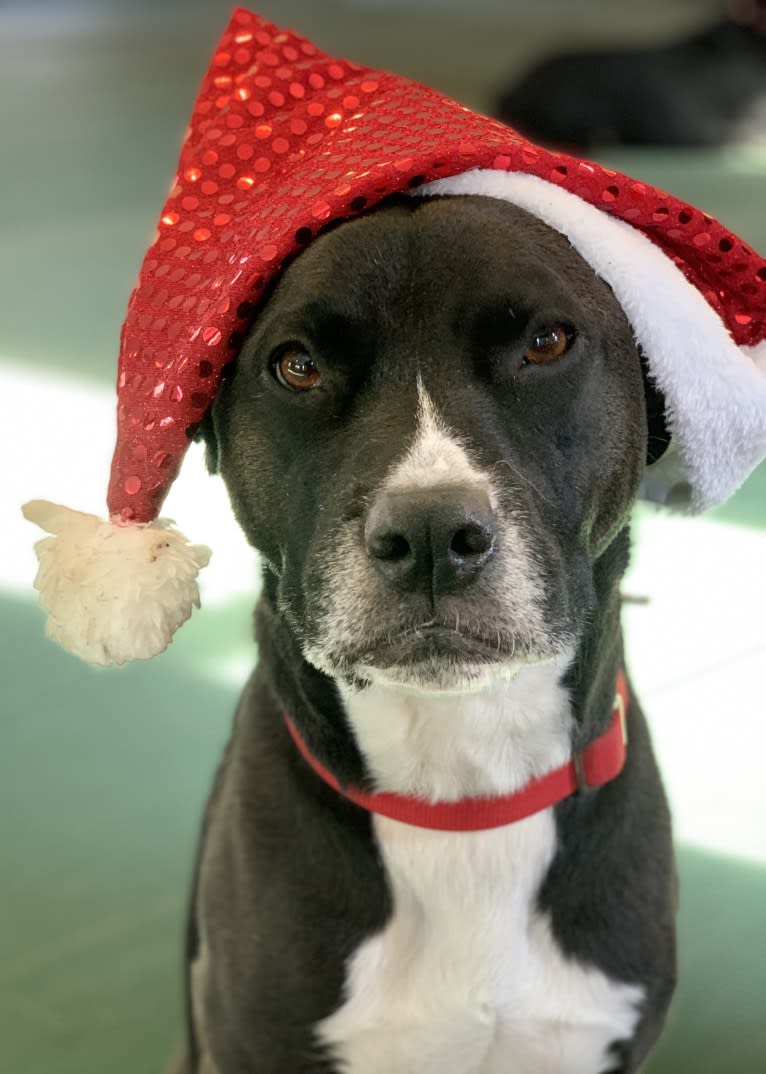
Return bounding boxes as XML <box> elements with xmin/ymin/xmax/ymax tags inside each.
<box><xmin>6</xmin><ymin>358</ymin><xmax>765</xmax><ymax>867</ymax></box>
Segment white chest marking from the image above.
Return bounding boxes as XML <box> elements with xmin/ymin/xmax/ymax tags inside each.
<box><xmin>318</xmin><ymin>664</ymin><xmax>644</xmax><ymax>1074</ymax></box>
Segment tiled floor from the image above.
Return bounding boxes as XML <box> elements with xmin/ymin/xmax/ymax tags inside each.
<box><xmin>2</xmin><ymin>2</ymin><xmax>764</xmax><ymax>1072</ymax></box>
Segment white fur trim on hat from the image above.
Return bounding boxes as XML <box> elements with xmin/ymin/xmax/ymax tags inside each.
<box><xmin>22</xmin><ymin>500</ymin><xmax>211</xmax><ymax>666</ymax></box>
<box><xmin>417</xmin><ymin>169</ymin><xmax>766</xmax><ymax>512</ymax></box>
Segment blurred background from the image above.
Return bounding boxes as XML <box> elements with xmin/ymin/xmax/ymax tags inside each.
<box><xmin>1</xmin><ymin>1</ymin><xmax>765</xmax><ymax>1072</ymax></box>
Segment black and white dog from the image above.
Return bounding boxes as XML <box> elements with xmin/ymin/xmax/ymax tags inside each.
<box><xmin>183</xmin><ymin>194</ymin><xmax>677</xmax><ymax>1074</ymax></box>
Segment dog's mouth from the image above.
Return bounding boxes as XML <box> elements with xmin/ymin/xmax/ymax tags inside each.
<box><xmin>302</xmin><ymin>606</ymin><xmax>570</xmax><ymax>692</ymax></box>
<box><xmin>346</xmin><ymin>623</ymin><xmax>550</xmax><ymax>692</ymax></box>
<box><xmin>326</xmin><ymin>618</ymin><xmax>554</xmax><ymax>690</ymax></box>
<box><xmin>360</xmin><ymin>624</ymin><xmax>515</xmax><ymax>669</ymax></box>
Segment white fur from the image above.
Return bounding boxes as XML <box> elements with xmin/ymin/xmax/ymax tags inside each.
<box><xmin>385</xmin><ymin>383</ymin><xmax>497</xmax><ymax>500</ymax></box>
<box><xmin>341</xmin><ymin>653</ymin><xmax>575</xmax><ymax>801</ymax></box>
<box><xmin>21</xmin><ymin>499</ymin><xmax>210</xmax><ymax>666</ymax></box>
<box><xmin>320</xmin><ymin>661</ymin><xmax>644</xmax><ymax>1073</ymax></box>
<box><xmin>416</xmin><ymin>169</ymin><xmax>766</xmax><ymax>513</ymax></box>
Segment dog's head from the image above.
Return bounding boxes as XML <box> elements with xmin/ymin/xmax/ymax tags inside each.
<box><xmin>205</xmin><ymin>195</ymin><xmax>661</xmax><ymax>691</ymax></box>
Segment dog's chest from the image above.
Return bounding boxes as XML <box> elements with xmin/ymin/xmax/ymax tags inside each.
<box><xmin>318</xmin><ymin>812</ymin><xmax>643</xmax><ymax>1074</ymax></box>
<box><xmin>319</xmin><ymin>671</ymin><xmax>643</xmax><ymax>1073</ymax></box>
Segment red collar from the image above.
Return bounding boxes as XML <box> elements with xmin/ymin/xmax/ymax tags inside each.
<box><xmin>285</xmin><ymin>671</ymin><xmax>629</xmax><ymax>832</ymax></box>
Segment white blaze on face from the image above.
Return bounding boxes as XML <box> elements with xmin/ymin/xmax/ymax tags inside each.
<box><xmin>384</xmin><ymin>380</ymin><xmax>498</xmax><ymax>501</ymax></box>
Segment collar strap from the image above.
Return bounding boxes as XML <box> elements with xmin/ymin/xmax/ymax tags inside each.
<box><xmin>285</xmin><ymin>671</ymin><xmax>629</xmax><ymax>832</ymax></box>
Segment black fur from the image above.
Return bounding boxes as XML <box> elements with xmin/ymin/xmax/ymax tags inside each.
<box><xmin>184</xmin><ymin>195</ymin><xmax>676</xmax><ymax>1072</ymax></box>
<box><xmin>496</xmin><ymin>16</ymin><xmax>766</xmax><ymax>149</ymax></box>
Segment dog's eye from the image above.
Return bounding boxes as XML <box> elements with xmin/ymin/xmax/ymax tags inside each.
<box><xmin>523</xmin><ymin>325</ymin><xmax>575</xmax><ymax>366</ymax></box>
<box><xmin>273</xmin><ymin>346</ymin><xmax>323</xmax><ymax>392</ymax></box>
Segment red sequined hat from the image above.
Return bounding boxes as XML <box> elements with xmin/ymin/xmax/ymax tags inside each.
<box><xmin>23</xmin><ymin>6</ymin><xmax>766</xmax><ymax>665</ymax></box>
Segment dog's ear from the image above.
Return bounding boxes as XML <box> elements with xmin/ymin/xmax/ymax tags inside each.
<box><xmin>196</xmin><ymin>410</ymin><xmax>220</xmax><ymax>474</ymax></box>
<box><xmin>639</xmin><ymin>349</ymin><xmax>671</xmax><ymax>466</ymax></box>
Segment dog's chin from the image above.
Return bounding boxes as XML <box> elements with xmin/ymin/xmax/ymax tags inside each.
<box><xmin>358</xmin><ymin>657</ymin><xmax>522</xmax><ymax>695</ymax></box>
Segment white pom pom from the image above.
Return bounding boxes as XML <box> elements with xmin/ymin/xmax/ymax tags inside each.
<box><xmin>21</xmin><ymin>500</ymin><xmax>212</xmax><ymax>666</ymax></box>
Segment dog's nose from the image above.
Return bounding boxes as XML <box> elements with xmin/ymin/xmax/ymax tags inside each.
<box><xmin>364</xmin><ymin>486</ymin><xmax>496</xmax><ymax>595</ymax></box>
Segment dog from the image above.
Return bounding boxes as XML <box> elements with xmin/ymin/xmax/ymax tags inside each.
<box><xmin>495</xmin><ymin>11</ymin><xmax>766</xmax><ymax>149</ymax></box>
<box><xmin>179</xmin><ymin>192</ymin><xmax>677</xmax><ymax>1074</ymax></box>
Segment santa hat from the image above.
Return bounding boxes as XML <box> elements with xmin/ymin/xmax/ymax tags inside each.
<box><xmin>23</xmin><ymin>6</ymin><xmax>766</xmax><ymax>666</ymax></box>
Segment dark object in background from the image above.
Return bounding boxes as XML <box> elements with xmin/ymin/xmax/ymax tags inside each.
<box><xmin>495</xmin><ymin>2</ymin><xmax>766</xmax><ymax>148</ymax></box>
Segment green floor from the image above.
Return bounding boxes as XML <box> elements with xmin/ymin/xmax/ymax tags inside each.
<box><xmin>2</xmin><ymin>2</ymin><xmax>765</xmax><ymax>1072</ymax></box>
